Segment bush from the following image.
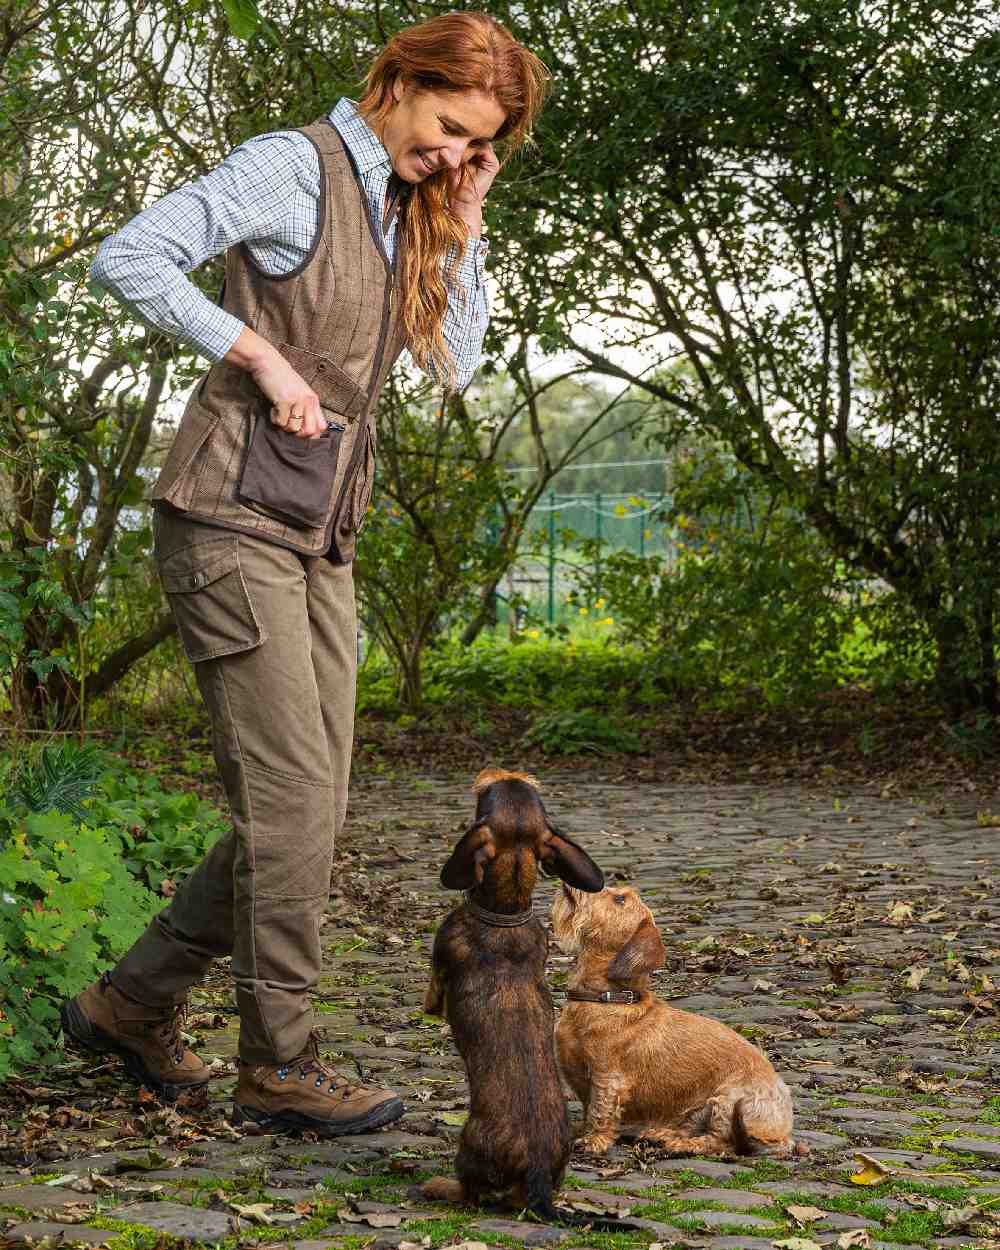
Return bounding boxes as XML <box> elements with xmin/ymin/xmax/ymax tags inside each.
<box><xmin>0</xmin><ymin>805</ymin><xmax>161</xmax><ymax>1079</ymax></box>
<box><xmin>0</xmin><ymin>744</ymin><xmax>228</xmax><ymax>1078</ymax></box>
<box><xmin>566</xmin><ymin>448</ymin><xmax>935</xmax><ymax>705</ymax></box>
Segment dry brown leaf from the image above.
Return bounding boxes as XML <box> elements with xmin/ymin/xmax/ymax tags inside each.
<box><xmin>887</xmin><ymin>900</ymin><xmax>914</xmax><ymax>924</ymax></box>
<box><xmin>849</xmin><ymin>1153</ymin><xmax>892</xmax><ymax>1186</ymax></box>
<box><xmin>787</xmin><ymin>1204</ymin><xmax>826</xmax><ymax>1224</ymax></box>
<box><xmin>905</xmin><ymin>966</ymin><xmax>929</xmax><ymax>990</ymax></box>
<box><xmin>337</xmin><ymin>1208</ymin><xmax>403</xmax><ymax>1228</ymax></box>
<box><xmin>837</xmin><ymin>1231</ymin><xmax>871</xmax><ymax>1248</ymax></box>
<box><xmin>228</xmin><ymin>1201</ymin><xmax>274</xmax><ymax>1225</ymax></box>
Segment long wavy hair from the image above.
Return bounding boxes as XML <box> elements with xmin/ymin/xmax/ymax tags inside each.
<box><xmin>358</xmin><ymin>12</ymin><xmax>549</xmax><ymax>387</ymax></box>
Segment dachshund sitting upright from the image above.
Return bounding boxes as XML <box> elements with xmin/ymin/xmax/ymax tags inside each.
<box><xmin>421</xmin><ymin>769</ymin><xmax>604</xmax><ymax>1220</ymax></box>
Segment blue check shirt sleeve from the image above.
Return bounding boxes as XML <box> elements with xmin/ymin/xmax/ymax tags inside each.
<box><xmin>90</xmin><ymin>131</ymin><xmax>321</xmax><ymax>361</ymax></box>
<box><xmin>439</xmin><ymin>236</ymin><xmax>490</xmax><ymax>392</ymax></box>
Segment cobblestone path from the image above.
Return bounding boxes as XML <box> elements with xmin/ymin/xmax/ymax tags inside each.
<box><xmin>3</xmin><ymin>776</ymin><xmax>999</xmax><ymax>1249</ymax></box>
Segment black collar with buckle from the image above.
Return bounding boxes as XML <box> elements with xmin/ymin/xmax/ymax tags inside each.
<box><xmin>566</xmin><ymin>987</ymin><xmax>640</xmax><ymax>1005</ymax></box>
<box><xmin>462</xmin><ymin>891</ymin><xmax>535</xmax><ymax>928</ymax></box>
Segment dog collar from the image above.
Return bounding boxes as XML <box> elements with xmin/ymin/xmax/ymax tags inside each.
<box><xmin>566</xmin><ymin>988</ymin><xmax>640</xmax><ymax>1005</ymax></box>
<box><xmin>462</xmin><ymin>892</ymin><xmax>535</xmax><ymax>927</ymax></box>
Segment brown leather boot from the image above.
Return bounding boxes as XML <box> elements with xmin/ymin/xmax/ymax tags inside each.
<box><xmin>232</xmin><ymin>1034</ymin><xmax>404</xmax><ymax>1136</ymax></box>
<box><xmin>61</xmin><ymin>973</ymin><xmax>210</xmax><ymax>1101</ymax></box>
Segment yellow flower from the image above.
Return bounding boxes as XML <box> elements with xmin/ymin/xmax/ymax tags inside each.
<box><xmin>595</xmin><ymin>597</ymin><xmax>607</xmax><ymax>609</ymax></box>
<box><xmin>579</xmin><ymin>606</ymin><xmax>589</xmax><ymax>615</ymax></box>
<box><xmin>601</xmin><ymin>617</ymin><xmax>614</xmax><ymax>626</ymax></box>
<box><xmin>527</xmin><ymin>629</ymin><xmax>541</xmax><ymax>638</ymax></box>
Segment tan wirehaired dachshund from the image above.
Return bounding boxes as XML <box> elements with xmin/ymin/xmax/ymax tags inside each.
<box><xmin>551</xmin><ymin>883</ymin><xmax>798</xmax><ymax>1158</ymax></box>
<box><xmin>421</xmin><ymin>769</ymin><xmax>606</xmax><ymax>1220</ymax></box>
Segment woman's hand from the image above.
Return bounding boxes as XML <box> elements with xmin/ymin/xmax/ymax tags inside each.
<box><xmin>449</xmin><ymin>142</ymin><xmax>499</xmax><ymax>238</ymax></box>
<box><xmin>225</xmin><ymin>327</ymin><xmax>325</xmax><ymax>438</ymax></box>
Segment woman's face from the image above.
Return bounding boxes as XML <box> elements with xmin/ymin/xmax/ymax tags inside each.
<box><xmin>380</xmin><ymin>82</ymin><xmax>506</xmax><ymax>183</ymax></box>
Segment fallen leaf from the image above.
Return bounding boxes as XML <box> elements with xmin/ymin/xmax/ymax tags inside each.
<box><xmin>849</xmin><ymin>1153</ymin><xmax>892</xmax><ymax>1186</ymax></box>
<box><xmin>437</xmin><ymin>1110</ymin><xmax>468</xmax><ymax>1126</ymax></box>
<box><xmin>753</xmin><ymin>979</ymin><xmax>775</xmax><ymax>991</ymax></box>
<box><xmin>940</xmin><ymin>1207</ymin><xmax>978</xmax><ymax>1229</ymax></box>
<box><xmin>113</xmin><ymin>1150</ymin><xmax>169</xmax><ymax>1173</ymax></box>
<box><xmin>802</xmin><ymin>913</ymin><xmax>825</xmax><ymax>924</ymax></box>
<box><xmin>887</xmin><ymin>901</ymin><xmax>914</xmax><ymax>924</ymax></box>
<box><xmin>837</xmin><ymin>1231</ymin><xmax>871</xmax><ymax>1248</ymax></box>
<box><xmin>772</xmin><ymin>1239</ymin><xmax>823</xmax><ymax>1250</ymax></box>
<box><xmin>905</xmin><ymin>966</ymin><xmax>929</xmax><ymax>990</ymax></box>
<box><xmin>337</xmin><ymin>1208</ymin><xmax>403</xmax><ymax>1228</ymax></box>
<box><xmin>228</xmin><ymin>1202</ymin><xmax>274</xmax><ymax>1225</ymax></box>
<box><xmin>787</xmin><ymin>1205</ymin><xmax>825</xmax><ymax>1225</ymax></box>
<box><xmin>920</xmin><ymin>906</ymin><xmax>945</xmax><ymax>923</ymax></box>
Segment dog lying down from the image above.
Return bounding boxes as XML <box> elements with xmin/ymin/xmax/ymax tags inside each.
<box><xmin>552</xmin><ymin>883</ymin><xmax>801</xmax><ymax>1158</ymax></box>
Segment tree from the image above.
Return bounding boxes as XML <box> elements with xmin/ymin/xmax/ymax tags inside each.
<box><xmin>486</xmin><ymin>0</ymin><xmax>1000</xmax><ymax>709</ymax></box>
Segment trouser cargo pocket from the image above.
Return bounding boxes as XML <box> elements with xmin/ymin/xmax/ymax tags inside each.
<box><xmin>158</xmin><ymin>536</ymin><xmax>266</xmax><ymax>663</ymax></box>
<box><xmin>238</xmin><ymin>409</ymin><xmax>344</xmax><ymax>529</ymax></box>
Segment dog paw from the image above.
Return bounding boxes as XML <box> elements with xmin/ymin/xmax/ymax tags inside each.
<box><xmin>574</xmin><ymin>1134</ymin><xmax>614</xmax><ymax>1155</ymax></box>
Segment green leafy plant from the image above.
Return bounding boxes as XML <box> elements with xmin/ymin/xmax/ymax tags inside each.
<box><xmin>8</xmin><ymin>741</ymin><xmax>108</xmax><ymax>822</ymax></box>
<box><xmin>521</xmin><ymin>708</ymin><xmax>643</xmax><ymax>755</ymax></box>
<box><xmin>0</xmin><ymin>805</ymin><xmax>160</xmax><ymax>1079</ymax></box>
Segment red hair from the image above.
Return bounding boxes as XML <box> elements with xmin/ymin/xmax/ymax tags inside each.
<box><xmin>359</xmin><ymin>12</ymin><xmax>549</xmax><ymax>387</ymax></box>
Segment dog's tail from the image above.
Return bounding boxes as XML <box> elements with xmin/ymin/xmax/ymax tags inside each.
<box><xmin>732</xmin><ymin>1084</ymin><xmax>797</xmax><ymax>1158</ymax></box>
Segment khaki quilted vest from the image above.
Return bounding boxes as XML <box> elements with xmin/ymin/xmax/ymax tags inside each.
<box><xmin>152</xmin><ymin>119</ymin><xmax>408</xmax><ymax>562</ymax></box>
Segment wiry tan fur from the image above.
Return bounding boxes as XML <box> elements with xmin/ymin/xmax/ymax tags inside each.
<box><xmin>472</xmin><ymin>767</ymin><xmax>539</xmax><ymax>793</ymax></box>
<box><xmin>551</xmin><ymin>885</ymin><xmax>799</xmax><ymax>1158</ymax></box>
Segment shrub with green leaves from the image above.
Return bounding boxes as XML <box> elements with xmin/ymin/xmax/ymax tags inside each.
<box><xmin>0</xmin><ymin>743</ymin><xmax>229</xmax><ymax>1078</ymax></box>
<box><xmin>0</xmin><ymin>805</ymin><xmax>161</xmax><ymax>1079</ymax></box>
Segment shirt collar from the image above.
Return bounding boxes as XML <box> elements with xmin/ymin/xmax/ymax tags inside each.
<box><xmin>329</xmin><ymin>97</ymin><xmax>392</xmax><ymax>177</ymax></box>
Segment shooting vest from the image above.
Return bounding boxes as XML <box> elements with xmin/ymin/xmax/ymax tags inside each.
<box><xmin>152</xmin><ymin>119</ymin><xmax>408</xmax><ymax>562</ymax></box>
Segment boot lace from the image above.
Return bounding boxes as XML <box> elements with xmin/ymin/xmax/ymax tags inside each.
<box><xmin>153</xmin><ymin>1003</ymin><xmax>188</xmax><ymax>1065</ymax></box>
<box><xmin>275</xmin><ymin>1033</ymin><xmax>361</xmax><ymax>1095</ymax></box>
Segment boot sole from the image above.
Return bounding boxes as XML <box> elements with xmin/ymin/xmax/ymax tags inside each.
<box><xmin>231</xmin><ymin>1095</ymin><xmax>405</xmax><ymax>1138</ymax></box>
<box><xmin>60</xmin><ymin>997</ymin><xmax>209</xmax><ymax>1105</ymax></box>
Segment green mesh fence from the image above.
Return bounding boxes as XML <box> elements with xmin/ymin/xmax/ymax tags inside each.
<box><xmin>495</xmin><ymin>491</ymin><xmax>676</xmax><ymax>627</ymax></box>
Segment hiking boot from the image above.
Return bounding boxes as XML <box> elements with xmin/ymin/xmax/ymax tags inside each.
<box><xmin>232</xmin><ymin>1034</ymin><xmax>404</xmax><ymax>1136</ymax></box>
<box><xmin>61</xmin><ymin>973</ymin><xmax>210</xmax><ymax>1102</ymax></box>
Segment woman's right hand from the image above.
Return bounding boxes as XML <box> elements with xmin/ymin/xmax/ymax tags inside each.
<box><xmin>225</xmin><ymin>326</ymin><xmax>325</xmax><ymax>439</ymax></box>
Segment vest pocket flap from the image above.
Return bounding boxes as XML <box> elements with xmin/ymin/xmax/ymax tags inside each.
<box><xmin>276</xmin><ymin>342</ymin><xmax>367</xmax><ymax>419</ymax></box>
<box><xmin>160</xmin><ymin>540</ymin><xmax>239</xmax><ymax>594</ymax></box>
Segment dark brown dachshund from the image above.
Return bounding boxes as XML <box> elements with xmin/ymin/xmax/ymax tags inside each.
<box><xmin>421</xmin><ymin>768</ymin><xmax>604</xmax><ymax>1220</ymax></box>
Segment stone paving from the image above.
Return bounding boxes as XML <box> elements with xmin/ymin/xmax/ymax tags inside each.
<box><xmin>3</xmin><ymin>774</ymin><xmax>1000</xmax><ymax>1249</ymax></box>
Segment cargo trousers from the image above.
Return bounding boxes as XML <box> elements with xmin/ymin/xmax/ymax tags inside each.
<box><xmin>112</xmin><ymin>506</ymin><xmax>357</xmax><ymax>1064</ymax></box>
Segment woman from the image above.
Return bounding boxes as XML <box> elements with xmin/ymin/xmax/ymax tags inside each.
<box><xmin>61</xmin><ymin>12</ymin><xmax>548</xmax><ymax>1137</ymax></box>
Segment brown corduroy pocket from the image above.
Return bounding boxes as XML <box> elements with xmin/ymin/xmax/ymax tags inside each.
<box><xmin>238</xmin><ymin>410</ymin><xmax>345</xmax><ymax>530</ymax></box>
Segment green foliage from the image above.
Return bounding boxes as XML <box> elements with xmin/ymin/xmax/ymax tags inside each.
<box><xmin>0</xmin><ymin>742</ymin><xmax>227</xmax><ymax>1077</ymax></box>
<box><xmin>0</xmin><ymin>805</ymin><xmax>160</xmax><ymax>1079</ymax></box>
<box><xmin>7</xmin><ymin>741</ymin><xmax>107</xmax><ymax>822</ymax></box>
<box><xmin>494</xmin><ymin>0</ymin><xmax>1000</xmax><ymax>709</ymax></box>
<box><xmin>569</xmin><ymin>444</ymin><xmax>932</xmax><ymax>702</ymax></box>
<box><xmin>521</xmin><ymin>709</ymin><xmax>642</xmax><ymax>756</ymax></box>
<box><xmin>89</xmin><ymin>769</ymin><xmax>227</xmax><ymax>892</ymax></box>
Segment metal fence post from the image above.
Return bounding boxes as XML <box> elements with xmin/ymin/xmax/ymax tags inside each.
<box><xmin>595</xmin><ymin>491</ymin><xmax>602</xmax><ymax>599</ymax></box>
<box><xmin>547</xmin><ymin>491</ymin><xmax>556</xmax><ymax>624</ymax></box>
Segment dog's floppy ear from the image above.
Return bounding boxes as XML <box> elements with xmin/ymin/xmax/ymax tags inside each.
<box><xmin>608</xmin><ymin>917</ymin><xmax>666</xmax><ymax>982</ymax></box>
<box><xmin>440</xmin><ymin>821</ymin><xmax>496</xmax><ymax>890</ymax></box>
<box><xmin>540</xmin><ymin>826</ymin><xmax>604</xmax><ymax>892</ymax></box>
